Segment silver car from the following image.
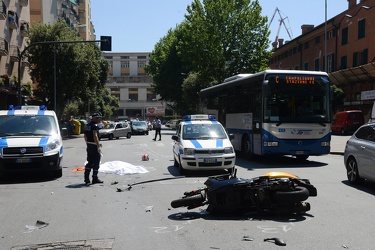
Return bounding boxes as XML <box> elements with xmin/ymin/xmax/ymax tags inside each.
<box><xmin>99</xmin><ymin>121</ymin><xmax>132</xmax><ymax>140</ymax></box>
<box><xmin>344</xmin><ymin>122</ymin><xmax>375</xmax><ymax>184</ymax></box>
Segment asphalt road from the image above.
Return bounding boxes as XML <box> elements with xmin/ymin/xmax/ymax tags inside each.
<box><xmin>1</xmin><ymin>130</ymin><xmax>374</xmax><ymax>250</ymax></box>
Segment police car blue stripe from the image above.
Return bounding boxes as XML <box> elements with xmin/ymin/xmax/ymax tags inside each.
<box><xmin>190</xmin><ymin>140</ymin><xmax>202</xmax><ymax>148</ymax></box>
<box><xmin>37</xmin><ymin>110</ymin><xmax>45</xmax><ymax>115</ymax></box>
<box><xmin>39</xmin><ymin>137</ymin><xmax>49</xmax><ymax>151</ymax></box>
<box><xmin>216</xmin><ymin>139</ymin><xmax>223</xmax><ymax>147</ymax></box>
<box><xmin>185</xmin><ymin>121</ymin><xmax>192</xmax><ymax>125</ymax></box>
<box><xmin>7</xmin><ymin>110</ymin><xmax>15</xmax><ymax>115</ymax></box>
<box><xmin>0</xmin><ymin>138</ymin><xmax>8</xmax><ymax>152</ymax></box>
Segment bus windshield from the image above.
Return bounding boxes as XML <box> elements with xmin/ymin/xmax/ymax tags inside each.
<box><xmin>264</xmin><ymin>73</ymin><xmax>331</xmax><ymax>123</ymax></box>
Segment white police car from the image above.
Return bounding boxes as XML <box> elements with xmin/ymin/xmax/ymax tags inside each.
<box><xmin>0</xmin><ymin>105</ymin><xmax>63</xmax><ymax>178</ymax></box>
<box><xmin>172</xmin><ymin>114</ymin><xmax>236</xmax><ymax>174</ymax></box>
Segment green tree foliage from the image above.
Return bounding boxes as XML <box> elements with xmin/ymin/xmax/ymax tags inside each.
<box><xmin>331</xmin><ymin>84</ymin><xmax>345</xmax><ymax>113</ymax></box>
<box><xmin>26</xmin><ymin>20</ymin><xmax>113</xmax><ymax>119</ymax></box>
<box><xmin>146</xmin><ymin>0</ymin><xmax>272</xmax><ymax>115</ymax></box>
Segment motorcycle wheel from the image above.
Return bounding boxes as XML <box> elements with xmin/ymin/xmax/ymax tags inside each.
<box><xmin>171</xmin><ymin>194</ymin><xmax>205</xmax><ymax>208</ymax></box>
<box><xmin>272</xmin><ymin>186</ymin><xmax>309</xmax><ymax>203</ymax></box>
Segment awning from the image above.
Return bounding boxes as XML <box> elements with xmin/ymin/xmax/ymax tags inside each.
<box><xmin>329</xmin><ymin>62</ymin><xmax>375</xmax><ymax>85</ymax></box>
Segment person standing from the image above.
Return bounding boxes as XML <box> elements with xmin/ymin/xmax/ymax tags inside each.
<box><xmin>83</xmin><ymin>113</ymin><xmax>103</xmax><ymax>184</ymax></box>
<box><xmin>153</xmin><ymin>116</ymin><xmax>162</xmax><ymax>141</ymax></box>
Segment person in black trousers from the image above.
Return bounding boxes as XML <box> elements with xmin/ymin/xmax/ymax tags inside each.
<box><xmin>83</xmin><ymin>113</ymin><xmax>103</xmax><ymax>184</ymax></box>
<box><xmin>153</xmin><ymin>117</ymin><xmax>162</xmax><ymax>141</ymax></box>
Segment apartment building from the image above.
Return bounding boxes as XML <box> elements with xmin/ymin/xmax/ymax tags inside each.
<box><xmin>268</xmin><ymin>0</ymin><xmax>375</xmax><ymax>119</ymax></box>
<box><xmin>103</xmin><ymin>52</ymin><xmax>171</xmax><ymax>120</ymax></box>
<box><xmin>0</xmin><ymin>0</ymin><xmax>31</xmax><ymax>109</ymax></box>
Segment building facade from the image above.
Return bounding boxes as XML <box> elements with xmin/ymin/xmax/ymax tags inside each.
<box><xmin>268</xmin><ymin>0</ymin><xmax>375</xmax><ymax>120</ymax></box>
<box><xmin>103</xmin><ymin>52</ymin><xmax>172</xmax><ymax>121</ymax></box>
<box><xmin>0</xmin><ymin>0</ymin><xmax>31</xmax><ymax>109</ymax></box>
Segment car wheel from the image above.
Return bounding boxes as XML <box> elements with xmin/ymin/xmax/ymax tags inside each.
<box><xmin>176</xmin><ymin>156</ymin><xmax>185</xmax><ymax>175</ymax></box>
<box><xmin>109</xmin><ymin>134</ymin><xmax>114</xmax><ymax>140</ymax></box>
<box><xmin>146</xmin><ymin>131</ymin><xmax>149</xmax><ymax>135</ymax></box>
<box><xmin>127</xmin><ymin>132</ymin><xmax>132</xmax><ymax>139</ymax></box>
<box><xmin>346</xmin><ymin>157</ymin><xmax>364</xmax><ymax>184</ymax></box>
<box><xmin>52</xmin><ymin>169</ymin><xmax>62</xmax><ymax>178</ymax></box>
<box><xmin>341</xmin><ymin>127</ymin><xmax>346</xmax><ymax>135</ymax></box>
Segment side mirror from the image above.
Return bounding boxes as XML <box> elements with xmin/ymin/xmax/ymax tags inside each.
<box><xmin>172</xmin><ymin>135</ymin><xmax>179</xmax><ymax>141</ymax></box>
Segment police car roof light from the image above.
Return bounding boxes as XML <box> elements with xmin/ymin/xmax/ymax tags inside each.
<box><xmin>8</xmin><ymin>105</ymin><xmax>47</xmax><ymax>111</ymax></box>
<box><xmin>182</xmin><ymin>114</ymin><xmax>216</xmax><ymax>121</ymax></box>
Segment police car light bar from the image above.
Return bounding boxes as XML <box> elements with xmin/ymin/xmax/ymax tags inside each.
<box><xmin>8</xmin><ymin>105</ymin><xmax>47</xmax><ymax>111</ymax></box>
<box><xmin>183</xmin><ymin>114</ymin><xmax>216</xmax><ymax>121</ymax></box>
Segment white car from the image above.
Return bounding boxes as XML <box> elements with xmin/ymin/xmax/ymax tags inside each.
<box><xmin>0</xmin><ymin>105</ymin><xmax>63</xmax><ymax>178</ymax></box>
<box><xmin>172</xmin><ymin>114</ymin><xmax>236</xmax><ymax>175</ymax></box>
<box><xmin>99</xmin><ymin>121</ymin><xmax>132</xmax><ymax>140</ymax></box>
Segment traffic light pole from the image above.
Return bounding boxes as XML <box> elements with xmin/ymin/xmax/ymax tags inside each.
<box><xmin>17</xmin><ymin>38</ymin><xmax>110</xmax><ymax>106</ymax></box>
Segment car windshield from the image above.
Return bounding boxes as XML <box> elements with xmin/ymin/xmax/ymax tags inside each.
<box><xmin>132</xmin><ymin>121</ymin><xmax>146</xmax><ymax>126</ymax></box>
<box><xmin>0</xmin><ymin>115</ymin><xmax>58</xmax><ymax>136</ymax></box>
<box><xmin>182</xmin><ymin>124</ymin><xmax>227</xmax><ymax>139</ymax></box>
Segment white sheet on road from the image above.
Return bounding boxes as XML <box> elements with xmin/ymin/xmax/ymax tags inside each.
<box><xmin>99</xmin><ymin>161</ymin><xmax>149</xmax><ymax>175</ymax></box>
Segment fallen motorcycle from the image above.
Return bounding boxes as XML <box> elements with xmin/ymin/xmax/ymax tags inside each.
<box><xmin>171</xmin><ymin>170</ymin><xmax>317</xmax><ymax>214</ymax></box>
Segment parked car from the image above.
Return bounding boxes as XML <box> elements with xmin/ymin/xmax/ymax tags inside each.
<box><xmin>332</xmin><ymin>110</ymin><xmax>365</xmax><ymax>135</ymax></box>
<box><xmin>99</xmin><ymin>121</ymin><xmax>131</xmax><ymax>140</ymax></box>
<box><xmin>131</xmin><ymin>120</ymin><xmax>149</xmax><ymax>135</ymax></box>
<box><xmin>344</xmin><ymin>122</ymin><xmax>375</xmax><ymax>184</ymax></box>
<box><xmin>166</xmin><ymin>119</ymin><xmax>181</xmax><ymax>129</ymax></box>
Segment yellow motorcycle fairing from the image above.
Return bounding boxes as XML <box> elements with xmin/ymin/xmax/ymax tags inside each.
<box><xmin>261</xmin><ymin>171</ymin><xmax>299</xmax><ymax>179</ymax></box>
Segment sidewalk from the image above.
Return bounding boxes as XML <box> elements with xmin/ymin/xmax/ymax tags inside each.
<box><xmin>330</xmin><ymin>135</ymin><xmax>351</xmax><ymax>155</ymax></box>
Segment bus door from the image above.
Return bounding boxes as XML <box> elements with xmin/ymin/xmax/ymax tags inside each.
<box><xmin>252</xmin><ymin>97</ymin><xmax>262</xmax><ymax>155</ymax></box>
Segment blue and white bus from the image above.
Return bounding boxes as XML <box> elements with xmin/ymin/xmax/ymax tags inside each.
<box><xmin>200</xmin><ymin>70</ymin><xmax>331</xmax><ymax>160</ymax></box>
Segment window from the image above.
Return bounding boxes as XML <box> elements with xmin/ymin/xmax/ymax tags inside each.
<box><xmin>120</xmin><ymin>56</ymin><xmax>129</xmax><ymax>59</ymax></box>
<box><xmin>129</xmin><ymin>88</ymin><xmax>138</xmax><ymax>101</ymax></box>
<box><xmin>104</xmin><ymin>56</ymin><xmax>113</xmax><ymax>60</ymax></box>
<box><xmin>314</xmin><ymin>58</ymin><xmax>320</xmax><ymax>71</ymax></box>
<box><xmin>315</xmin><ymin>36</ymin><xmax>320</xmax><ymax>45</ymax></box>
<box><xmin>121</xmin><ymin>61</ymin><xmax>129</xmax><ymax>68</ymax></box>
<box><xmin>340</xmin><ymin>56</ymin><xmax>347</xmax><ymax>69</ymax></box>
<box><xmin>147</xmin><ymin>88</ymin><xmax>156</xmax><ymax>101</ymax></box>
<box><xmin>137</xmin><ymin>56</ymin><xmax>147</xmax><ymax>59</ymax></box>
<box><xmin>304</xmin><ymin>62</ymin><xmax>309</xmax><ymax>70</ymax></box>
<box><xmin>353</xmin><ymin>49</ymin><xmax>368</xmax><ymax>67</ymax></box>
<box><xmin>358</xmin><ymin>19</ymin><xmax>366</xmax><ymax>39</ymax></box>
<box><xmin>304</xmin><ymin>42</ymin><xmax>310</xmax><ymax>49</ymax></box>
<box><xmin>341</xmin><ymin>27</ymin><xmax>348</xmax><ymax>45</ymax></box>
<box><xmin>138</xmin><ymin>61</ymin><xmax>147</xmax><ymax>68</ymax></box>
<box><xmin>327</xmin><ymin>54</ymin><xmax>334</xmax><ymax>73</ymax></box>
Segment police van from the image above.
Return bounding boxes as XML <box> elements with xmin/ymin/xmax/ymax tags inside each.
<box><xmin>172</xmin><ymin>114</ymin><xmax>236</xmax><ymax>174</ymax></box>
<box><xmin>0</xmin><ymin>105</ymin><xmax>63</xmax><ymax>178</ymax></box>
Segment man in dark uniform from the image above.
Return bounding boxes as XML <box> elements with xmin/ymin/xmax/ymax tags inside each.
<box><xmin>83</xmin><ymin>113</ymin><xmax>103</xmax><ymax>184</ymax></box>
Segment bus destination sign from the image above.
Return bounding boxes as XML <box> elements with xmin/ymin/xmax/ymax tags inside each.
<box><xmin>275</xmin><ymin>76</ymin><xmax>315</xmax><ymax>85</ymax></box>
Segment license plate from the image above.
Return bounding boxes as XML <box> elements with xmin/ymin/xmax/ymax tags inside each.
<box><xmin>16</xmin><ymin>158</ymin><xmax>31</xmax><ymax>163</ymax></box>
<box><xmin>204</xmin><ymin>158</ymin><xmax>217</xmax><ymax>163</ymax></box>
<box><xmin>295</xmin><ymin>151</ymin><xmax>304</xmax><ymax>155</ymax></box>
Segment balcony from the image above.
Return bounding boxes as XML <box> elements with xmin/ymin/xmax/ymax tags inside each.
<box><xmin>20</xmin><ymin>20</ymin><xmax>29</xmax><ymax>37</ymax></box>
<box><xmin>9</xmin><ymin>45</ymin><xmax>19</xmax><ymax>62</ymax></box>
<box><xmin>0</xmin><ymin>37</ymin><xmax>9</xmax><ymax>56</ymax></box>
<box><xmin>18</xmin><ymin>0</ymin><xmax>28</xmax><ymax>7</ymax></box>
<box><xmin>0</xmin><ymin>1</ymin><xmax>6</xmax><ymax>20</ymax></box>
<box><xmin>8</xmin><ymin>10</ymin><xmax>19</xmax><ymax>30</ymax></box>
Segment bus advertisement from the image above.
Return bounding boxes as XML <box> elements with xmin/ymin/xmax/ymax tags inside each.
<box><xmin>200</xmin><ymin>70</ymin><xmax>331</xmax><ymax>160</ymax></box>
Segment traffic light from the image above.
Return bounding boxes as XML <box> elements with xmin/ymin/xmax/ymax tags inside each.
<box><xmin>100</xmin><ymin>36</ymin><xmax>112</xmax><ymax>51</ymax></box>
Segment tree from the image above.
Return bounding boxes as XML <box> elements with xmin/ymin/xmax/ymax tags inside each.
<box><xmin>26</xmin><ymin>20</ymin><xmax>112</xmax><ymax>119</ymax></box>
<box><xmin>331</xmin><ymin>84</ymin><xmax>345</xmax><ymax>114</ymax></box>
<box><xmin>146</xmin><ymin>0</ymin><xmax>272</xmax><ymax>115</ymax></box>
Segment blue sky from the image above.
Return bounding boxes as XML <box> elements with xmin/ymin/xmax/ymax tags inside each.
<box><xmin>91</xmin><ymin>0</ymin><xmax>348</xmax><ymax>52</ymax></box>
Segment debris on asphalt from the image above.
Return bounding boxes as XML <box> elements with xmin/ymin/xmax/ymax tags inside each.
<box><xmin>242</xmin><ymin>235</ymin><xmax>254</xmax><ymax>241</ymax></box>
<box><xmin>264</xmin><ymin>237</ymin><xmax>286</xmax><ymax>246</ymax></box>
<box><xmin>145</xmin><ymin>206</ymin><xmax>154</xmax><ymax>212</ymax></box>
<box><xmin>24</xmin><ymin>220</ymin><xmax>49</xmax><ymax>233</ymax></box>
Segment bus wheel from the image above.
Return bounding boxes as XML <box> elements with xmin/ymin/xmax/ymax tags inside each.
<box><xmin>241</xmin><ymin>136</ymin><xmax>251</xmax><ymax>158</ymax></box>
<box><xmin>296</xmin><ymin>155</ymin><xmax>309</xmax><ymax>161</ymax></box>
